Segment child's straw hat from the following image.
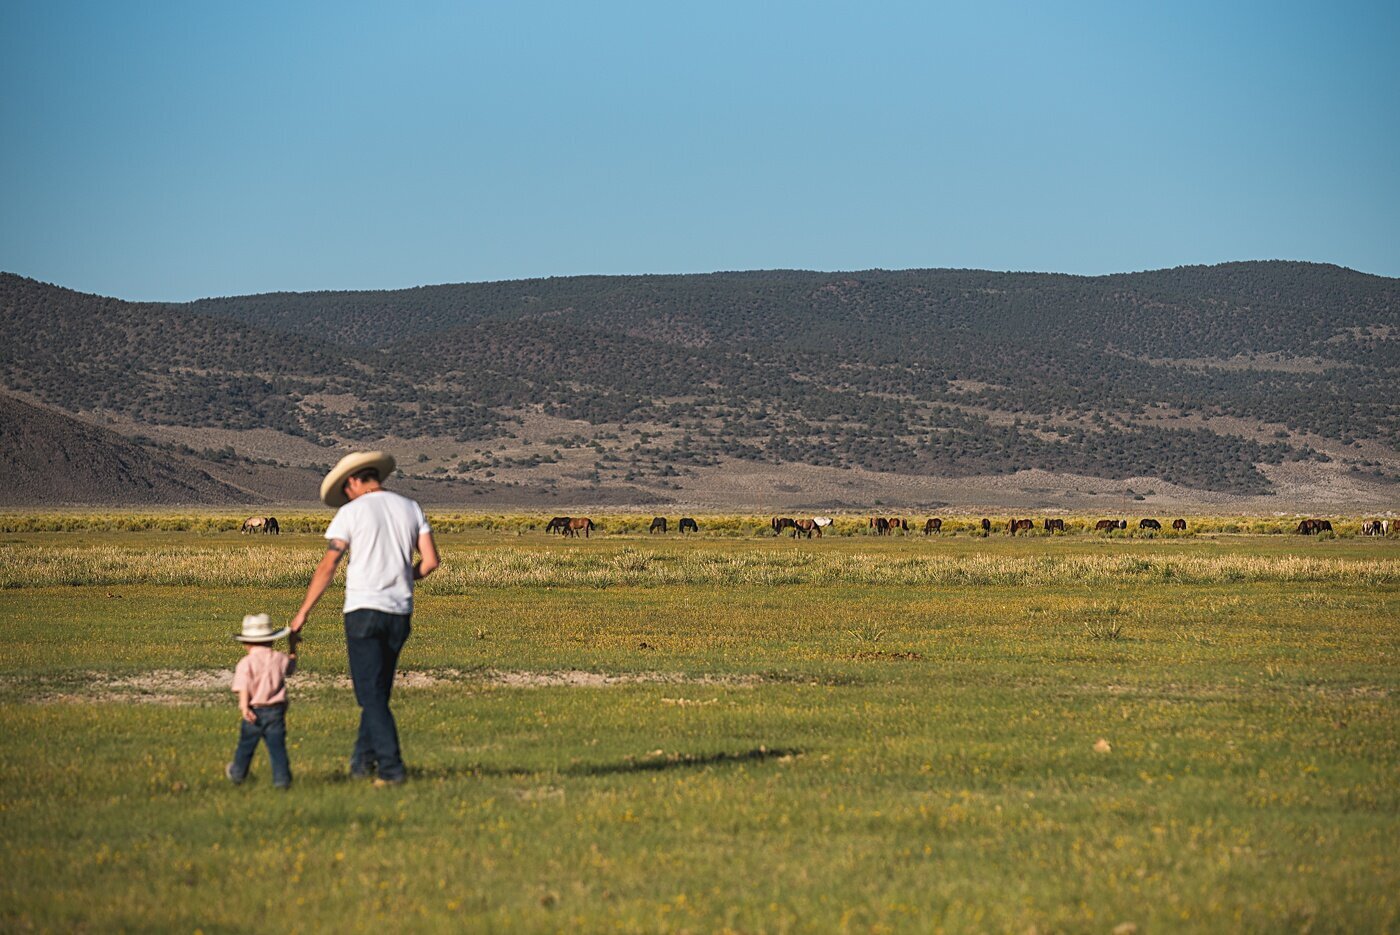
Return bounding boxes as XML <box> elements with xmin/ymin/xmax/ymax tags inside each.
<box><xmin>234</xmin><ymin>613</ymin><xmax>290</xmax><ymax>644</ymax></box>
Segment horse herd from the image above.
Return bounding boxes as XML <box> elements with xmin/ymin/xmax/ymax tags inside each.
<box><xmin>861</xmin><ymin>516</ymin><xmax>1188</xmax><ymax>536</ymax></box>
<box><xmin>240</xmin><ymin>513</ymin><xmax>1388</xmax><ymax>538</ymax></box>
<box><xmin>772</xmin><ymin>516</ymin><xmax>835</xmax><ymax>538</ymax></box>
<box><xmin>1294</xmin><ymin>518</ymin><xmax>1392</xmax><ymax>535</ymax></box>
<box><xmin>240</xmin><ymin>516</ymin><xmax>280</xmax><ymax>534</ymax></box>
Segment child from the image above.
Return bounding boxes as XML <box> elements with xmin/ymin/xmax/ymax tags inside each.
<box><xmin>226</xmin><ymin>613</ymin><xmax>299</xmax><ymax>789</ymax></box>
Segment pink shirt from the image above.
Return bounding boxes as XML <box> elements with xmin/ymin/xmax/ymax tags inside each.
<box><xmin>232</xmin><ymin>645</ymin><xmax>296</xmax><ymax>707</ymax></box>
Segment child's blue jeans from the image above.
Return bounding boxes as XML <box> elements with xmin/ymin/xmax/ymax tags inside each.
<box><xmin>229</xmin><ymin>704</ymin><xmax>291</xmax><ymax>788</ymax></box>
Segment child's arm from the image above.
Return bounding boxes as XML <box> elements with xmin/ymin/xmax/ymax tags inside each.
<box><xmin>285</xmin><ymin>643</ymin><xmax>298</xmax><ymax>677</ymax></box>
<box><xmin>238</xmin><ymin>687</ymin><xmax>255</xmax><ymax>723</ymax></box>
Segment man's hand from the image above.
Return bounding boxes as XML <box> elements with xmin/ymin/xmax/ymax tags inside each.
<box><xmin>414</xmin><ymin>530</ymin><xmax>440</xmax><ymax>580</ymax></box>
<box><xmin>289</xmin><ymin>610</ymin><xmax>308</xmax><ymax>634</ymax></box>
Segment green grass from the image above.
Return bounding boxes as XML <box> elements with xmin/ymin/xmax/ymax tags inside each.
<box><xmin>1</xmin><ymin>529</ymin><xmax>1397</xmax><ymax>932</ymax></box>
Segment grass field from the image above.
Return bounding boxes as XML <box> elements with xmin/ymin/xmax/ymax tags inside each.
<box><xmin>1</xmin><ymin>522</ymin><xmax>1396</xmax><ymax>932</ymax></box>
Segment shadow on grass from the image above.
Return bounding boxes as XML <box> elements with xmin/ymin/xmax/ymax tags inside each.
<box><xmin>319</xmin><ymin>746</ymin><xmax>802</xmax><ymax>784</ymax></box>
<box><xmin>562</xmin><ymin>746</ymin><xmax>801</xmax><ymax>777</ymax></box>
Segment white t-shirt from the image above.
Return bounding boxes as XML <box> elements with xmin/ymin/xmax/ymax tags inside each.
<box><xmin>324</xmin><ymin>490</ymin><xmax>431</xmax><ymax>615</ymax></box>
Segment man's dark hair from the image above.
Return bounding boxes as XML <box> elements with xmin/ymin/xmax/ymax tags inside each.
<box><xmin>343</xmin><ymin>467</ymin><xmax>381</xmax><ymax>492</ymax></box>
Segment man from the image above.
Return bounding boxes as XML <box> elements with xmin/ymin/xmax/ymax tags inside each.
<box><xmin>289</xmin><ymin>451</ymin><xmax>440</xmax><ymax>785</ymax></box>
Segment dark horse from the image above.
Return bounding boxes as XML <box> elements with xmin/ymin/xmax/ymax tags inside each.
<box><xmin>1043</xmin><ymin>518</ymin><xmax>1065</xmax><ymax>533</ymax></box>
<box><xmin>649</xmin><ymin>517</ymin><xmax>668</xmax><ymax>534</ymax></box>
<box><xmin>1295</xmin><ymin>519</ymin><xmax>1332</xmax><ymax>535</ymax></box>
<box><xmin>980</xmin><ymin>518</ymin><xmax>991</xmax><ymax>533</ymax></box>
<box><xmin>1172</xmin><ymin>518</ymin><xmax>1187</xmax><ymax>531</ymax></box>
<box><xmin>1095</xmin><ymin>519</ymin><xmax>1127</xmax><ymax>532</ymax></box>
<box><xmin>1139</xmin><ymin>518</ymin><xmax>1162</xmax><ymax>531</ymax></box>
<box><xmin>772</xmin><ymin>517</ymin><xmax>797</xmax><ymax>535</ymax></box>
<box><xmin>678</xmin><ymin>517</ymin><xmax>699</xmax><ymax>534</ymax></box>
<box><xmin>869</xmin><ymin>517</ymin><xmax>890</xmax><ymax>535</ymax></box>
<box><xmin>545</xmin><ymin>516</ymin><xmax>570</xmax><ymax>535</ymax></box>
<box><xmin>923</xmin><ymin>518</ymin><xmax>942</xmax><ymax>535</ymax></box>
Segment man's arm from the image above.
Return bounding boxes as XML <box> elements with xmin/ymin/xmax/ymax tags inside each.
<box><xmin>413</xmin><ymin>530</ymin><xmax>440</xmax><ymax>580</ymax></box>
<box><xmin>289</xmin><ymin>539</ymin><xmax>347</xmax><ymax>633</ymax></box>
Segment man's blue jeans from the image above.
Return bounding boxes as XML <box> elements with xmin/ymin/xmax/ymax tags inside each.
<box><xmin>230</xmin><ymin>705</ymin><xmax>292</xmax><ymax>788</ymax></box>
<box><xmin>345</xmin><ymin>609</ymin><xmax>412</xmax><ymax>781</ymax></box>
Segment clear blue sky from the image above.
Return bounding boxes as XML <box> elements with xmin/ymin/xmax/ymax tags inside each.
<box><xmin>3</xmin><ymin>0</ymin><xmax>1397</xmax><ymax>301</ymax></box>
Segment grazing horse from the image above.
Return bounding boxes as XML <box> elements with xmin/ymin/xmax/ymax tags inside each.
<box><xmin>923</xmin><ymin>518</ymin><xmax>942</xmax><ymax>535</ymax></box>
<box><xmin>868</xmin><ymin>517</ymin><xmax>890</xmax><ymax>535</ymax></box>
<box><xmin>888</xmin><ymin>518</ymin><xmax>908</xmax><ymax>533</ymax></box>
<box><xmin>649</xmin><ymin>517</ymin><xmax>668</xmax><ymax>534</ymax></box>
<box><xmin>1139</xmin><ymin>518</ymin><xmax>1162</xmax><ymax>531</ymax></box>
<box><xmin>1008</xmin><ymin>518</ymin><xmax>1034</xmax><ymax>535</ymax></box>
<box><xmin>773</xmin><ymin>517</ymin><xmax>797</xmax><ymax>535</ymax></box>
<box><xmin>563</xmin><ymin>517</ymin><xmax>594</xmax><ymax>538</ymax></box>
<box><xmin>1095</xmin><ymin>519</ymin><xmax>1126</xmax><ymax>532</ymax></box>
<box><xmin>1043</xmin><ymin>518</ymin><xmax>1065</xmax><ymax>533</ymax></box>
<box><xmin>1295</xmin><ymin>519</ymin><xmax>1332</xmax><ymax>535</ymax></box>
<box><xmin>241</xmin><ymin>516</ymin><xmax>267</xmax><ymax>534</ymax></box>
<box><xmin>1172</xmin><ymin>518</ymin><xmax>1187</xmax><ymax>531</ymax></box>
<box><xmin>1362</xmin><ymin>520</ymin><xmax>1390</xmax><ymax>536</ymax></box>
<box><xmin>264</xmin><ymin>516</ymin><xmax>280</xmax><ymax>535</ymax></box>
<box><xmin>812</xmin><ymin>516</ymin><xmax>833</xmax><ymax>529</ymax></box>
<box><xmin>545</xmin><ymin>516</ymin><xmax>570</xmax><ymax>535</ymax></box>
<box><xmin>980</xmin><ymin>518</ymin><xmax>991</xmax><ymax>533</ymax></box>
<box><xmin>678</xmin><ymin>517</ymin><xmax>699</xmax><ymax>534</ymax></box>
<box><xmin>794</xmin><ymin>518</ymin><xmax>821</xmax><ymax>538</ymax></box>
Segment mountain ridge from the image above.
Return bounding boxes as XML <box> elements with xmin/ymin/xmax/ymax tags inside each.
<box><xmin>2</xmin><ymin>262</ymin><xmax>1395</xmax><ymax>506</ymax></box>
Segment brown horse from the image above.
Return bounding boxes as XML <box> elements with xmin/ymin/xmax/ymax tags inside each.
<box><xmin>1008</xmin><ymin>518</ymin><xmax>1034</xmax><ymax>535</ymax></box>
<box><xmin>678</xmin><ymin>517</ymin><xmax>699</xmax><ymax>534</ymax></box>
<box><xmin>868</xmin><ymin>517</ymin><xmax>889</xmax><ymax>535</ymax></box>
<box><xmin>1172</xmin><ymin>518</ymin><xmax>1187</xmax><ymax>531</ymax></box>
<box><xmin>564</xmin><ymin>517</ymin><xmax>595</xmax><ymax>538</ymax></box>
<box><xmin>1043</xmin><ymin>518</ymin><xmax>1065</xmax><ymax>533</ymax></box>
<box><xmin>1095</xmin><ymin>519</ymin><xmax>1126</xmax><ymax>532</ymax></box>
<box><xmin>649</xmin><ymin>517</ymin><xmax>668</xmax><ymax>534</ymax></box>
<box><xmin>793</xmin><ymin>518</ymin><xmax>821</xmax><ymax>538</ymax></box>
<box><xmin>888</xmin><ymin>518</ymin><xmax>908</xmax><ymax>533</ymax></box>
<box><xmin>923</xmin><ymin>518</ymin><xmax>942</xmax><ymax>535</ymax></box>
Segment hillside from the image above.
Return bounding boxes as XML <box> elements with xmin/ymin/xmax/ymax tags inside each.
<box><xmin>2</xmin><ymin>264</ymin><xmax>1396</xmax><ymax>507</ymax></box>
<box><xmin>0</xmin><ymin>393</ymin><xmax>256</xmax><ymax>506</ymax></box>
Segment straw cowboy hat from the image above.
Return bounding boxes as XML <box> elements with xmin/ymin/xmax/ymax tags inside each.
<box><xmin>319</xmin><ymin>451</ymin><xmax>396</xmax><ymax>508</ymax></box>
<box><xmin>234</xmin><ymin>613</ymin><xmax>291</xmax><ymax>644</ymax></box>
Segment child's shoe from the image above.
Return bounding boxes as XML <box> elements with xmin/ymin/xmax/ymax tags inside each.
<box><xmin>225</xmin><ymin>763</ymin><xmax>246</xmax><ymax>784</ymax></box>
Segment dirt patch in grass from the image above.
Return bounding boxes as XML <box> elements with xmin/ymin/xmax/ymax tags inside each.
<box><xmin>5</xmin><ymin>668</ymin><xmax>766</xmax><ymax>705</ymax></box>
